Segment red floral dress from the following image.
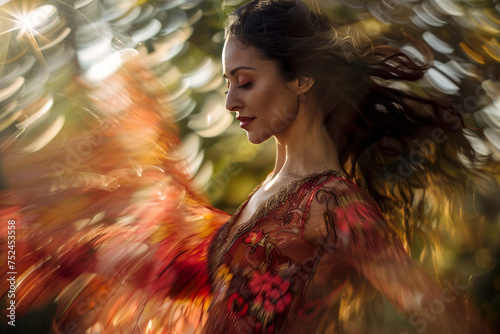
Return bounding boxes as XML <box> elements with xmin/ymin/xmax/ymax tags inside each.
<box><xmin>203</xmin><ymin>170</ymin><xmax>425</xmax><ymax>333</ymax></box>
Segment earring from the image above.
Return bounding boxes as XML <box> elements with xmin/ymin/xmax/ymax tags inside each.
<box><xmin>299</xmin><ymin>93</ymin><xmax>307</xmax><ymax>102</ymax></box>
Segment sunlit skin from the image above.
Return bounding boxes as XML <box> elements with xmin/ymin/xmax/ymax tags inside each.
<box><xmin>223</xmin><ymin>35</ymin><xmax>300</xmax><ymax>145</ymax></box>
<box><xmin>222</xmin><ymin>35</ymin><xmax>344</xmax><ymax>228</ymax></box>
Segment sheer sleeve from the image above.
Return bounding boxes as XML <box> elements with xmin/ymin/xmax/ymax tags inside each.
<box><xmin>303</xmin><ymin>177</ymin><xmax>484</xmax><ymax>333</ymax></box>
<box><xmin>0</xmin><ymin>59</ymin><xmax>230</xmax><ymax>334</ymax></box>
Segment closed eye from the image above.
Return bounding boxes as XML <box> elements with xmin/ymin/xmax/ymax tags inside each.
<box><xmin>238</xmin><ymin>82</ymin><xmax>252</xmax><ymax>89</ymax></box>
<box><xmin>224</xmin><ymin>82</ymin><xmax>252</xmax><ymax>95</ymax></box>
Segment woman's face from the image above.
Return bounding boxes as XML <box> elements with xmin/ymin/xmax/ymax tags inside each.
<box><xmin>222</xmin><ymin>35</ymin><xmax>299</xmax><ymax>144</ymax></box>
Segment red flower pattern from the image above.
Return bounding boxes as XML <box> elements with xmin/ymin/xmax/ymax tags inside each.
<box><xmin>248</xmin><ymin>271</ymin><xmax>292</xmax><ymax>313</ymax></box>
<box><xmin>243</xmin><ymin>230</ymin><xmax>265</xmax><ymax>245</ymax></box>
<box><xmin>226</xmin><ymin>292</ymin><xmax>249</xmax><ymax>317</ymax></box>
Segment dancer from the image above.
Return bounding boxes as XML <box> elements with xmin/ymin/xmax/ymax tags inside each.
<box><xmin>202</xmin><ymin>1</ymin><xmax>491</xmax><ymax>332</ymax></box>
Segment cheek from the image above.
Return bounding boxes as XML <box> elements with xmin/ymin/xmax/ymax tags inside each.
<box><xmin>249</xmin><ymin>79</ymin><xmax>298</xmax><ymax>133</ymax></box>
<box><xmin>271</xmin><ymin>90</ymin><xmax>298</xmax><ymax>120</ymax></box>
<box><xmin>259</xmin><ymin>85</ymin><xmax>296</xmax><ymax>115</ymax></box>
<box><xmin>263</xmin><ymin>97</ymin><xmax>298</xmax><ymax>135</ymax></box>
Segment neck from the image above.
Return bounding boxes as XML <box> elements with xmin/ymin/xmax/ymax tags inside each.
<box><xmin>270</xmin><ymin>104</ymin><xmax>343</xmax><ymax>179</ymax></box>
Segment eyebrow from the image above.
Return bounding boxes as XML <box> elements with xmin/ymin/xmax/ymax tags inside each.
<box><xmin>222</xmin><ymin>66</ymin><xmax>256</xmax><ymax>78</ymax></box>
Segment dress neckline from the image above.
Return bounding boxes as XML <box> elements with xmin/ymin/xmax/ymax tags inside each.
<box><xmin>216</xmin><ymin>169</ymin><xmax>348</xmax><ymax>261</ymax></box>
<box><xmin>207</xmin><ymin>169</ymin><xmax>349</xmax><ymax>284</ymax></box>
<box><xmin>228</xmin><ymin>169</ymin><xmax>348</xmax><ymax>235</ymax></box>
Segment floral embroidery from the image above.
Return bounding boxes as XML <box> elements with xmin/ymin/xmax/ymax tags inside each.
<box><xmin>249</xmin><ymin>271</ymin><xmax>292</xmax><ymax>314</ymax></box>
<box><xmin>227</xmin><ymin>292</ymin><xmax>249</xmax><ymax>317</ymax></box>
<box><xmin>243</xmin><ymin>230</ymin><xmax>266</xmax><ymax>245</ymax></box>
<box><xmin>206</xmin><ymin>171</ymin><xmax>357</xmax><ymax>332</ymax></box>
<box><xmin>221</xmin><ymin>229</ymin><xmax>301</xmax><ymax>332</ymax></box>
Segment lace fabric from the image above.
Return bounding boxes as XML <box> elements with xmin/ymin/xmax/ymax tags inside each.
<box><xmin>207</xmin><ymin>170</ymin><xmax>348</xmax><ymax>283</ymax></box>
<box><xmin>204</xmin><ymin>171</ymin><xmax>377</xmax><ymax>333</ymax></box>
<box><xmin>203</xmin><ymin>170</ymin><xmax>480</xmax><ymax>333</ymax></box>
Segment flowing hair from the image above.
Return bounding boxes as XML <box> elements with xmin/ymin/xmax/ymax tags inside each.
<box><xmin>226</xmin><ymin>0</ymin><xmax>498</xmax><ymax>329</ymax></box>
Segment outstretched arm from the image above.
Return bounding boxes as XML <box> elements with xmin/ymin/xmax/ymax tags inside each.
<box><xmin>0</xmin><ymin>60</ymin><xmax>230</xmax><ymax>333</ymax></box>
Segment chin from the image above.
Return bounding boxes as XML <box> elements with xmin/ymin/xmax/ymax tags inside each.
<box><xmin>247</xmin><ymin>130</ymin><xmax>272</xmax><ymax>145</ymax></box>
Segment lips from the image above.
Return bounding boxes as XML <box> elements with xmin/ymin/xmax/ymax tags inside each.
<box><xmin>236</xmin><ymin>116</ymin><xmax>255</xmax><ymax>129</ymax></box>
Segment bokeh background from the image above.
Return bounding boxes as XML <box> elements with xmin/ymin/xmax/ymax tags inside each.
<box><xmin>0</xmin><ymin>0</ymin><xmax>499</xmax><ymax>332</ymax></box>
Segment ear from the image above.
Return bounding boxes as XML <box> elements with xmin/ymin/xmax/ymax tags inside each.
<box><xmin>287</xmin><ymin>75</ymin><xmax>315</xmax><ymax>96</ymax></box>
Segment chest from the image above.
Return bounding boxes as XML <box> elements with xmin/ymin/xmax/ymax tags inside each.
<box><xmin>226</xmin><ymin>180</ymin><xmax>296</xmax><ymax>239</ymax></box>
<box><xmin>207</xmin><ymin>171</ymin><xmax>343</xmax><ymax>285</ymax></box>
<box><xmin>215</xmin><ymin>187</ymin><xmax>318</xmax><ymax>277</ymax></box>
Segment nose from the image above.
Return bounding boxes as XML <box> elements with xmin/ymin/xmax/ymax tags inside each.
<box><xmin>225</xmin><ymin>88</ymin><xmax>242</xmax><ymax>112</ymax></box>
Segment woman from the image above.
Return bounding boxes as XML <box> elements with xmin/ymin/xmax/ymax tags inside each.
<box><xmin>202</xmin><ymin>0</ymin><xmax>490</xmax><ymax>333</ymax></box>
